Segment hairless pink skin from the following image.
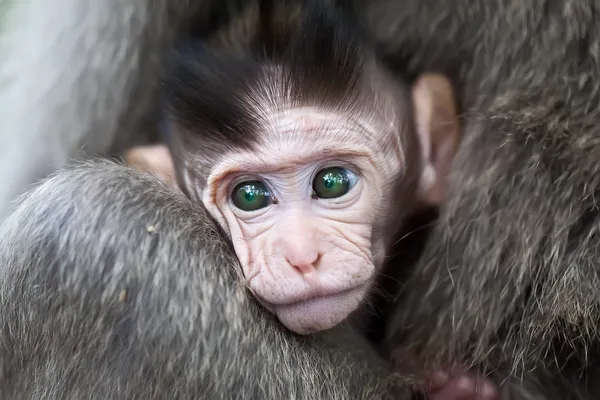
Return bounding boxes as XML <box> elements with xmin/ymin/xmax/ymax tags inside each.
<box><xmin>393</xmin><ymin>349</ymin><xmax>499</xmax><ymax>399</ymax></box>
<box><xmin>425</xmin><ymin>371</ymin><xmax>499</xmax><ymax>400</ymax></box>
<box><xmin>195</xmin><ymin>73</ymin><xmax>460</xmax><ymax>335</ymax></box>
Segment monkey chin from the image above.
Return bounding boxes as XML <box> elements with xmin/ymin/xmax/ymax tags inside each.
<box><xmin>273</xmin><ymin>285</ymin><xmax>369</xmax><ymax>335</ymax></box>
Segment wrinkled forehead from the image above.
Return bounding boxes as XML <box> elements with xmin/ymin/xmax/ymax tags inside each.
<box><xmin>204</xmin><ymin>107</ymin><xmax>407</xmax><ymax>182</ymax></box>
<box><xmin>261</xmin><ymin>106</ymin><xmax>399</xmax><ymax>151</ymax></box>
<box><xmin>245</xmin><ymin>65</ymin><xmax>412</xmax><ymax>161</ymax></box>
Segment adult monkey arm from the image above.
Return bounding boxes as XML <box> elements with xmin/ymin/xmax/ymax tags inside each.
<box><xmin>0</xmin><ymin>161</ymin><xmax>410</xmax><ymax>399</ymax></box>
<box><xmin>355</xmin><ymin>0</ymin><xmax>600</xmax><ymax>393</ymax></box>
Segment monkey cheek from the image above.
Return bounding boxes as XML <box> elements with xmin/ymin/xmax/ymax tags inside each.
<box><xmin>274</xmin><ymin>285</ymin><xmax>369</xmax><ymax>335</ymax></box>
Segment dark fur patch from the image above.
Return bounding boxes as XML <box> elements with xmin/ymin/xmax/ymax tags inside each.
<box><xmin>163</xmin><ymin>43</ymin><xmax>263</xmax><ymax>148</ymax></box>
<box><xmin>162</xmin><ymin>0</ymin><xmax>372</xmax><ymax>156</ymax></box>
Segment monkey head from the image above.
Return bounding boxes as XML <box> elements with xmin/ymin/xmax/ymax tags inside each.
<box><xmin>126</xmin><ymin>11</ymin><xmax>459</xmax><ymax>334</ymax></box>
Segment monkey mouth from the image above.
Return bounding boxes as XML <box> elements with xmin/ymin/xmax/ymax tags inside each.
<box><xmin>259</xmin><ymin>283</ymin><xmax>368</xmax><ymax>308</ymax></box>
<box><xmin>258</xmin><ymin>284</ymin><xmax>369</xmax><ymax>334</ymax></box>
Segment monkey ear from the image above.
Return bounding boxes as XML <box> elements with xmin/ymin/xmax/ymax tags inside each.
<box><xmin>411</xmin><ymin>73</ymin><xmax>461</xmax><ymax>206</ymax></box>
<box><xmin>124</xmin><ymin>144</ymin><xmax>177</xmax><ymax>186</ymax></box>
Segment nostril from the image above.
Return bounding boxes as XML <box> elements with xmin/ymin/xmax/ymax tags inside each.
<box><xmin>288</xmin><ymin>259</ymin><xmax>315</xmax><ymax>273</ymax></box>
<box><xmin>286</xmin><ymin>252</ymin><xmax>320</xmax><ymax>278</ymax></box>
<box><xmin>280</xmin><ymin>235</ymin><xmax>321</xmax><ymax>279</ymax></box>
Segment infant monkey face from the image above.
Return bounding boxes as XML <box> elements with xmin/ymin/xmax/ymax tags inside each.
<box><xmin>228</xmin><ymin>163</ymin><xmax>374</xmax><ymax>334</ymax></box>
<box><xmin>205</xmin><ymin>111</ymin><xmax>397</xmax><ymax>335</ymax></box>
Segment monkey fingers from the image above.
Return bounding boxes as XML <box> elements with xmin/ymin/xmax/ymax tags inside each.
<box><xmin>424</xmin><ymin>370</ymin><xmax>498</xmax><ymax>400</ymax></box>
<box><xmin>391</xmin><ymin>349</ymin><xmax>498</xmax><ymax>400</ymax></box>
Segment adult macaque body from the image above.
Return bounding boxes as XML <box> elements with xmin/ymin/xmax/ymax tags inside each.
<box><xmin>127</xmin><ymin>0</ymin><xmax>460</xmax><ymax>337</ymax></box>
<box><xmin>352</xmin><ymin>0</ymin><xmax>600</xmax><ymax>398</ymax></box>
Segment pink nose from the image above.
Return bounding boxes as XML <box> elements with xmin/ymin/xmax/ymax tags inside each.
<box><xmin>276</xmin><ymin>215</ymin><xmax>320</xmax><ymax>278</ymax></box>
<box><xmin>285</xmin><ymin>247</ymin><xmax>320</xmax><ymax>276</ymax></box>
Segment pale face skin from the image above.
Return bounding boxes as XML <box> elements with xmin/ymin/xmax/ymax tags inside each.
<box><xmin>201</xmin><ymin>109</ymin><xmax>405</xmax><ymax>334</ymax></box>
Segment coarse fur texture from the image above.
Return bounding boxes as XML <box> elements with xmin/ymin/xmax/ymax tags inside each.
<box><xmin>4</xmin><ymin>0</ymin><xmax>600</xmax><ymax>397</ymax></box>
<box><xmin>0</xmin><ymin>162</ymin><xmax>566</xmax><ymax>399</ymax></box>
<box><xmin>353</xmin><ymin>0</ymin><xmax>600</xmax><ymax>390</ymax></box>
<box><xmin>0</xmin><ymin>160</ymin><xmax>411</xmax><ymax>399</ymax></box>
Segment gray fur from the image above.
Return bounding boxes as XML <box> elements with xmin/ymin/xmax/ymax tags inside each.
<box><xmin>355</xmin><ymin>0</ymin><xmax>600</xmax><ymax>395</ymax></box>
<box><xmin>2</xmin><ymin>0</ymin><xmax>597</xmax><ymax>397</ymax></box>
<box><xmin>0</xmin><ymin>161</ymin><xmax>411</xmax><ymax>399</ymax></box>
<box><xmin>0</xmin><ymin>0</ymin><xmax>214</xmax><ymax>220</ymax></box>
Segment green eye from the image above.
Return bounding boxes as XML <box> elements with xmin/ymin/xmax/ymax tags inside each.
<box><xmin>312</xmin><ymin>167</ymin><xmax>358</xmax><ymax>199</ymax></box>
<box><xmin>231</xmin><ymin>180</ymin><xmax>273</xmax><ymax>211</ymax></box>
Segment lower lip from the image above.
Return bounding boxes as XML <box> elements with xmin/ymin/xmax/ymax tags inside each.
<box><xmin>273</xmin><ymin>285</ymin><xmax>366</xmax><ymax>311</ymax></box>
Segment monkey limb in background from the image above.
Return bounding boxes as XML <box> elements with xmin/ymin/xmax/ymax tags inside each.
<box><xmin>352</xmin><ymin>0</ymin><xmax>600</xmax><ymax>397</ymax></box>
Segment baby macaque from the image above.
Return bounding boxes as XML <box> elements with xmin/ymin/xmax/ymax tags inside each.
<box><xmin>127</xmin><ymin>0</ymin><xmax>459</xmax><ymax>335</ymax></box>
<box><xmin>128</xmin><ymin>69</ymin><xmax>457</xmax><ymax>326</ymax></box>
<box><xmin>127</xmin><ymin>69</ymin><xmax>458</xmax><ymax>324</ymax></box>
<box><xmin>125</xmin><ymin>1</ymin><xmax>494</xmax><ymax>398</ymax></box>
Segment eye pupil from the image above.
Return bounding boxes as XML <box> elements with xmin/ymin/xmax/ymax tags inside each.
<box><xmin>232</xmin><ymin>180</ymin><xmax>272</xmax><ymax>211</ymax></box>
